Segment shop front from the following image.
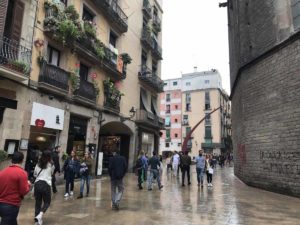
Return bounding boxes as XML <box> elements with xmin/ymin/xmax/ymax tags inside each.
<box><xmin>97</xmin><ymin>121</ymin><xmax>132</xmax><ymax>175</ymax></box>
<box><xmin>26</xmin><ymin>102</ymin><xmax>64</xmax><ymax>178</ymax></box>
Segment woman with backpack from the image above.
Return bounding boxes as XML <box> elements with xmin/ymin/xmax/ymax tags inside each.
<box><xmin>33</xmin><ymin>150</ymin><xmax>54</xmax><ymax>225</ymax></box>
<box><xmin>63</xmin><ymin>150</ymin><xmax>80</xmax><ymax>197</ymax></box>
<box><xmin>77</xmin><ymin>152</ymin><xmax>92</xmax><ymax>199</ymax></box>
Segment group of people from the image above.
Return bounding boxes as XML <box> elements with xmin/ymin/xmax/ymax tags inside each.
<box><xmin>165</xmin><ymin>150</ymin><xmax>216</xmax><ymax>187</ymax></box>
<box><xmin>0</xmin><ymin>147</ymin><xmax>93</xmax><ymax>225</ymax></box>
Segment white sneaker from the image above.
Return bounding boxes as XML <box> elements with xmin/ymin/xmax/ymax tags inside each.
<box><xmin>34</xmin><ymin>214</ymin><xmax>43</xmax><ymax>225</ymax></box>
<box><xmin>210</xmin><ymin>183</ymin><xmax>213</xmax><ymax>187</ymax></box>
<box><xmin>64</xmin><ymin>193</ymin><xmax>69</xmax><ymax>197</ymax></box>
<box><xmin>70</xmin><ymin>191</ymin><xmax>74</xmax><ymax>196</ymax></box>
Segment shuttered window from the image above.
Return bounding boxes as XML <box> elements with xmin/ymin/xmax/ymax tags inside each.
<box><xmin>0</xmin><ymin>0</ymin><xmax>8</xmax><ymax>35</ymax></box>
<box><xmin>10</xmin><ymin>0</ymin><xmax>25</xmax><ymax>42</ymax></box>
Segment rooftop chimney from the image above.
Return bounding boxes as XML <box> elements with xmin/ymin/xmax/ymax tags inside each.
<box><xmin>194</xmin><ymin>66</ymin><xmax>197</xmax><ymax>73</ymax></box>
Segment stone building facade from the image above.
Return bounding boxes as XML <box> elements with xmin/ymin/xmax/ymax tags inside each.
<box><xmin>0</xmin><ymin>0</ymin><xmax>164</xmax><ymax>173</ymax></box>
<box><xmin>227</xmin><ymin>0</ymin><xmax>300</xmax><ymax>197</ymax></box>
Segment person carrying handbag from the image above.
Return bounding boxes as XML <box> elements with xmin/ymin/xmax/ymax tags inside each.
<box><xmin>33</xmin><ymin>150</ymin><xmax>54</xmax><ymax>225</ymax></box>
<box><xmin>205</xmin><ymin>154</ymin><xmax>214</xmax><ymax>187</ymax></box>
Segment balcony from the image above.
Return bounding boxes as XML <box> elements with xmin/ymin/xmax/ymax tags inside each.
<box><xmin>152</xmin><ymin>15</ymin><xmax>161</xmax><ymax>33</ymax></box>
<box><xmin>0</xmin><ymin>36</ymin><xmax>31</xmax><ymax>82</ymax></box>
<box><xmin>142</xmin><ymin>0</ymin><xmax>152</xmax><ymax>20</ymax></box>
<box><xmin>141</xmin><ymin>27</ymin><xmax>153</xmax><ymax>50</ymax></box>
<box><xmin>103</xmin><ymin>83</ymin><xmax>122</xmax><ymax>114</ymax></box>
<box><xmin>182</xmin><ymin>120</ymin><xmax>189</xmax><ymax>126</ymax></box>
<box><xmin>94</xmin><ymin>0</ymin><xmax>128</xmax><ymax>34</ymax></box>
<box><xmin>165</xmin><ymin>123</ymin><xmax>171</xmax><ymax>127</ymax></box>
<box><xmin>102</xmin><ymin>46</ymin><xmax>126</xmax><ymax>80</ymax></box>
<box><xmin>135</xmin><ymin>109</ymin><xmax>164</xmax><ymax>129</ymax></box>
<box><xmin>73</xmin><ymin>79</ymin><xmax>96</xmax><ymax>105</ymax></box>
<box><xmin>138</xmin><ymin>65</ymin><xmax>164</xmax><ymax>93</ymax></box>
<box><xmin>187</xmin><ymin>140</ymin><xmax>192</xmax><ymax>149</ymax></box>
<box><xmin>151</xmin><ymin>38</ymin><xmax>163</xmax><ymax>60</ymax></box>
<box><xmin>38</xmin><ymin>63</ymin><xmax>69</xmax><ymax>96</ymax></box>
<box><xmin>201</xmin><ymin>142</ymin><xmax>225</xmax><ymax>149</ymax></box>
<box><xmin>165</xmin><ymin>137</ymin><xmax>171</xmax><ymax>143</ymax></box>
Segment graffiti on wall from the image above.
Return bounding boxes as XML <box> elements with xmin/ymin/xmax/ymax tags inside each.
<box><xmin>260</xmin><ymin>150</ymin><xmax>300</xmax><ymax>176</ymax></box>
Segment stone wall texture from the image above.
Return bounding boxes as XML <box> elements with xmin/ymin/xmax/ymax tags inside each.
<box><xmin>229</xmin><ymin>0</ymin><xmax>300</xmax><ymax>197</ymax></box>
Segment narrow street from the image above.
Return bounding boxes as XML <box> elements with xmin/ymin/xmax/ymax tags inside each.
<box><xmin>19</xmin><ymin>166</ymin><xmax>300</xmax><ymax>225</ymax></box>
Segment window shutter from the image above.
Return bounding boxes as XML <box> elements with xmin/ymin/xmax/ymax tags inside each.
<box><xmin>0</xmin><ymin>0</ymin><xmax>8</xmax><ymax>35</ymax></box>
<box><xmin>10</xmin><ymin>0</ymin><xmax>25</xmax><ymax>42</ymax></box>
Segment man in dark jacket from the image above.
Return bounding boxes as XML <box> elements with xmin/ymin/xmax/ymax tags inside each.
<box><xmin>147</xmin><ymin>151</ymin><xmax>163</xmax><ymax>191</ymax></box>
<box><xmin>108</xmin><ymin>150</ymin><xmax>127</xmax><ymax>210</ymax></box>
<box><xmin>181</xmin><ymin>151</ymin><xmax>192</xmax><ymax>186</ymax></box>
<box><xmin>52</xmin><ymin>146</ymin><xmax>61</xmax><ymax>193</ymax></box>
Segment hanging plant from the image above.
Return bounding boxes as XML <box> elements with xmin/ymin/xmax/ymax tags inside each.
<box><xmin>120</xmin><ymin>53</ymin><xmax>132</xmax><ymax>65</ymax></box>
<box><xmin>93</xmin><ymin>80</ymin><xmax>100</xmax><ymax>98</ymax></box>
<box><xmin>64</xmin><ymin>5</ymin><xmax>79</xmax><ymax>21</ymax></box>
<box><xmin>57</xmin><ymin>19</ymin><xmax>79</xmax><ymax>46</ymax></box>
<box><xmin>83</xmin><ymin>20</ymin><xmax>97</xmax><ymax>39</ymax></box>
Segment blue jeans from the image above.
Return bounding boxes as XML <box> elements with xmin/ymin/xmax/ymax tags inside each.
<box><xmin>148</xmin><ymin>169</ymin><xmax>161</xmax><ymax>189</ymax></box>
<box><xmin>80</xmin><ymin>175</ymin><xmax>91</xmax><ymax>195</ymax></box>
<box><xmin>0</xmin><ymin>202</ymin><xmax>19</xmax><ymax>225</ymax></box>
<box><xmin>196</xmin><ymin>167</ymin><xmax>205</xmax><ymax>185</ymax></box>
<box><xmin>111</xmin><ymin>179</ymin><xmax>124</xmax><ymax>205</ymax></box>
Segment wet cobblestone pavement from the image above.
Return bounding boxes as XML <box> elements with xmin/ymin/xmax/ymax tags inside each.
<box><xmin>19</xmin><ymin>166</ymin><xmax>300</xmax><ymax>225</ymax></box>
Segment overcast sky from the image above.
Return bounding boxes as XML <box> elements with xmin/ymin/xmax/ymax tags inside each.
<box><xmin>162</xmin><ymin>0</ymin><xmax>230</xmax><ymax>94</ymax></box>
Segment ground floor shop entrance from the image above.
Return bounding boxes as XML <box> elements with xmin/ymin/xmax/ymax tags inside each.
<box><xmin>67</xmin><ymin>115</ymin><xmax>88</xmax><ymax>158</ymax></box>
<box><xmin>97</xmin><ymin>122</ymin><xmax>132</xmax><ymax>175</ymax></box>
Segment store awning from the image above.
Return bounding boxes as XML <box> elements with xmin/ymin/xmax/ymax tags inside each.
<box><xmin>141</xmin><ymin>89</ymin><xmax>151</xmax><ymax>112</ymax></box>
<box><xmin>0</xmin><ymin>97</ymin><xmax>17</xmax><ymax>109</ymax></box>
<box><xmin>151</xmin><ymin>96</ymin><xmax>159</xmax><ymax>115</ymax></box>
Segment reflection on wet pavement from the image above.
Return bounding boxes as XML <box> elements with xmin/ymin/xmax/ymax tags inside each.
<box><xmin>19</xmin><ymin>166</ymin><xmax>300</xmax><ymax>225</ymax></box>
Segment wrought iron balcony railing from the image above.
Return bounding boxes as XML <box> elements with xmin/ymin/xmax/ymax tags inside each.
<box><xmin>0</xmin><ymin>36</ymin><xmax>31</xmax><ymax>79</ymax></box>
<box><xmin>74</xmin><ymin>79</ymin><xmax>96</xmax><ymax>103</ymax></box>
<box><xmin>165</xmin><ymin>137</ymin><xmax>171</xmax><ymax>143</ymax></box>
<box><xmin>102</xmin><ymin>46</ymin><xmax>126</xmax><ymax>80</ymax></box>
<box><xmin>94</xmin><ymin>0</ymin><xmax>128</xmax><ymax>33</ymax></box>
<box><xmin>182</xmin><ymin>120</ymin><xmax>189</xmax><ymax>126</ymax></box>
<box><xmin>135</xmin><ymin>109</ymin><xmax>164</xmax><ymax>129</ymax></box>
<box><xmin>38</xmin><ymin>63</ymin><xmax>69</xmax><ymax>95</ymax></box>
<box><xmin>141</xmin><ymin>27</ymin><xmax>153</xmax><ymax>49</ymax></box>
<box><xmin>143</xmin><ymin>0</ymin><xmax>152</xmax><ymax>20</ymax></box>
<box><xmin>138</xmin><ymin>65</ymin><xmax>164</xmax><ymax>93</ymax></box>
<box><xmin>151</xmin><ymin>37</ymin><xmax>163</xmax><ymax>60</ymax></box>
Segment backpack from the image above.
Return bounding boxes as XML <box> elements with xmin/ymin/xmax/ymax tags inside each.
<box><xmin>135</xmin><ymin>157</ymin><xmax>143</xmax><ymax>169</ymax></box>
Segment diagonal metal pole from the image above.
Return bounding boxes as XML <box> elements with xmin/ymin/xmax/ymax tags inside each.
<box><xmin>182</xmin><ymin>106</ymin><xmax>221</xmax><ymax>153</ymax></box>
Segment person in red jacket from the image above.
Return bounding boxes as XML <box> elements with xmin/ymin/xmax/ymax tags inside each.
<box><xmin>0</xmin><ymin>151</ymin><xmax>31</xmax><ymax>225</ymax></box>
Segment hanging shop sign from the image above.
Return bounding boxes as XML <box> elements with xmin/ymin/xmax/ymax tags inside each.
<box><xmin>30</xmin><ymin>102</ymin><xmax>64</xmax><ymax>130</ymax></box>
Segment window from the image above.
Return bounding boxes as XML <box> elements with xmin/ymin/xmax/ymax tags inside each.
<box><xmin>186</xmin><ymin>127</ymin><xmax>191</xmax><ymax>134</ymax></box>
<box><xmin>82</xmin><ymin>6</ymin><xmax>94</xmax><ymax>22</ymax></box>
<box><xmin>166</xmin><ymin>105</ymin><xmax>170</xmax><ymax>113</ymax></box>
<box><xmin>292</xmin><ymin>0</ymin><xmax>300</xmax><ymax>30</ymax></box>
<box><xmin>80</xmin><ymin>63</ymin><xmax>89</xmax><ymax>81</ymax></box>
<box><xmin>60</xmin><ymin>0</ymin><xmax>67</xmax><ymax>7</ymax></box>
<box><xmin>205</xmin><ymin>113</ymin><xmax>211</xmax><ymax>124</ymax></box>
<box><xmin>166</xmin><ymin>129</ymin><xmax>170</xmax><ymax>138</ymax></box>
<box><xmin>186</xmin><ymin>103</ymin><xmax>191</xmax><ymax>111</ymax></box>
<box><xmin>205</xmin><ymin>80</ymin><xmax>210</xmax><ymax>84</ymax></box>
<box><xmin>166</xmin><ymin>93</ymin><xmax>170</xmax><ymax>101</ymax></box>
<box><xmin>165</xmin><ymin>143</ymin><xmax>170</xmax><ymax>147</ymax></box>
<box><xmin>183</xmin><ymin>115</ymin><xmax>188</xmax><ymax>125</ymax></box>
<box><xmin>165</xmin><ymin>117</ymin><xmax>171</xmax><ymax>126</ymax></box>
<box><xmin>175</xmin><ymin>118</ymin><xmax>178</xmax><ymax>123</ymax></box>
<box><xmin>109</xmin><ymin>32</ymin><xmax>118</xmax><ymax>47</ymax></box>
<box><xmin>47</xmin><ymin>45</ymin><xmax>60</xmax><ymax>66</ymax></box>
<box><xmin>205</xmin><ymin>91</ymin><xmax>210</xmax><ymax>110</ymax></box>
<box><xmin>141</xmin><ymin>51</ymin><xmax>147</xmax><ymax>68</ymax></box>
<box><xmin>175</xmin><ymin>133</ymin><xmax>178</xmax><ymax>138</ymax></box>
<box><xmin>175</xmin><ymin>105</ymin><xmax>178</xmax><ymax>110</ymax></box>
<box><xmin>186</xmin><ymin>93</ymin><xmax>191</xmax><ymax>103</ymax></box>
<box><xmin>186</xmin><ymin>82</ymin><xmax>191</xmax><ymax>86</ymax></box>
<box><xmin>173</xmin><ymin>81</ymin><xmax>178</xmax><ymax>86</ymax></box>
<box><xmin>164</xmin><ymin>83</ymin><xmax>167</xmax><ymax>86</ymax></box>
<box><xmin>205</xmin><ymin>126</ymin><xmax>212</xmax><ymax>138</ymax></box>
<box><xmin>152</xmin><ymin>61</ymin><xmax>158</xmax><ymax>75</ymax></box>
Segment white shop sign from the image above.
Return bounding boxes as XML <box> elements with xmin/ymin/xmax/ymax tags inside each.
<box><xmin>30</xmin><ymin>102</ymin><xmax>64</xmax><ymax>130</ymax></box>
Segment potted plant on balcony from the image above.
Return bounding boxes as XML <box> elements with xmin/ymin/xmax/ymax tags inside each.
<box><xmin>7</xmin><ymin>60</ymin><xmax>30</xmax><ymax>75</ymax></box>
<box><xmin>83</xmin><ymin>20</ymin><xmax>97</xmax><ymax>40</ymax></box>
<box><xmin>0</xmin><ymin>150</ymin><xmax>8</xmax><ymax>163</ymax></box>
<box><xmin>70</xmin><ymin>64</ymin><xmax>80</xmax><ymax>91</ymax></box>
<box><xmin>56</xmin><ymin>18</ymin><xmax>79</xmax><ymax>46</ymax></box>
<box><xmin>120</xmin><ymin>53</ymin><xmax>132</xmax><ymax>74</ymax></box>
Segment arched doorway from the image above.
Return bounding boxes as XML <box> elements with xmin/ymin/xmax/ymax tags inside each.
<box><xmin>96</xmin><ymin>121</ymin><xmax>133</xmax><ymax>175</ymax></box>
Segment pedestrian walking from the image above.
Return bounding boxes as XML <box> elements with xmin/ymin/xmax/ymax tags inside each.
<box><xmin>181</xmin><ymin>151</ymin><xmax>191</xmax><ymax>186</ymax></box>
<box><xmin>51</xmin><ymin>146</ymin><xmax>61</xmax><ymax>194</ymax></box>
<box><xmin>63</xmin><ymin>150</ymin><xmax>80</xmax><ymax>197</ymax></box>
<box><xmin>195</xmin><ymin>150</ymin><xmax>206</xmax><ymax>187</ymax></box>
<box><xmin>108</xmin><ymin>150</ymin><xmax>127</xmax><ymax>210</ymax></box>
<box><xmin>166</xmin><ymin>154</ymin><xmax>172</xmax><ymax>173</ymax></box>
<box><xmin>205</xmin><ymin>154</ymin><xmax>214</xmax><ymax>187</ymax></box>
<box><xmin>148</xmin><ymin>151</ymin><xmax>163</xmax><ymax>191</ymax></box>
<box><xmin>135</xmin><ymin>151</ymin><xmax>145</xmax><ymax>190</ymax></box>
<box><xmin>33</xmin><ymin>150</ymin><xmax>54</xmax><ymax>225</ymax></box>
<box><xmin>172</xmin><ymin>151</ymin><xmax>180</xmax><ymax>177</ymax></box>
<box><xmin>77</xmin><ymin>152</ymin><xmax>92</xmax><ymax>198</ymax></box>
<box><xmin>0</xmin><ymin>152</ymin><xmax>31</xmax><ymax>225</ymax></box>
